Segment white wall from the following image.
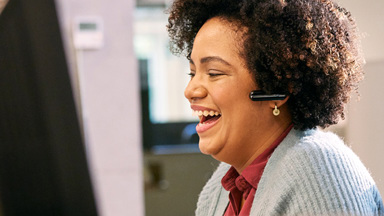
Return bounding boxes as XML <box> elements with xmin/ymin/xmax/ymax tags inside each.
<box><xmin>335</xmin><ymin>0</ymin><xmax>384</xmax><ymax>62</ymax></box>
<box><xmin>334</xmin><ymin>0</ymin><xmax>384</xmax><ymax>195</ymax></box>
<box><xmin>55</xmin><ymin>0</ymin><xmax>144</xmax><ymax>215</ymax></box>
<box><xmin>347</xmin><ymin>62</ymin><xmax>384</xmax><ymax>195</ymax></box>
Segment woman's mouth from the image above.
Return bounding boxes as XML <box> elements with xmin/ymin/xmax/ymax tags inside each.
<box><xmin>192</xmin><ymin>110</ymin><xmax>222</xmax><ymax>133</ymax></box>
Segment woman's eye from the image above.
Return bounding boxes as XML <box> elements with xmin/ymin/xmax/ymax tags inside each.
<box><xmin>187</xmin><ymin>72</ymin><xmax>195</xmax><ymax>77</ymax></box>
<box><xmin>208</xmin><ymin>73</ymin><xmax>223</xmax><ymax>77</ymax></box>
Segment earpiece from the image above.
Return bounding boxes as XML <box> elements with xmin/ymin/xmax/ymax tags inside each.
<box><xmin>249</xmin><ymin>90</ymin><xmax>287</xmax><ymax>101</ymax></box>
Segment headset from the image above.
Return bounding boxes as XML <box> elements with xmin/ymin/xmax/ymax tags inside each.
<box><xmin>249</xmin><ymin>90</ymin><xmax>287</xmax><ymax>101</ymax></box>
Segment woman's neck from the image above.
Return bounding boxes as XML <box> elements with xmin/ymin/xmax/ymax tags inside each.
<box><xmin>235</xmin><ymin>107</ymin><xmax>292</xmax><ymax>174</ymax></box>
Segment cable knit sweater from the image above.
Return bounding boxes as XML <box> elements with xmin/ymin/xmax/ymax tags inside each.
<box><xmin>196</xmin><ymin>129</ymin><xmax>384</xmax><ymax>216</ymax></box>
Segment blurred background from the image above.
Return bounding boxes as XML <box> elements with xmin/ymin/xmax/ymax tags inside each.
<box><xmin>0</xmin><ymin>0</ymin><xmax>383</xmax><ymax>215</ymax></box>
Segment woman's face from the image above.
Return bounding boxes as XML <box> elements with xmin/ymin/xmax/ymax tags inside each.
<box><xmin>185</xmin><ymin>17</ymin><xmax>278</xmax><ymax>167</ymax></box>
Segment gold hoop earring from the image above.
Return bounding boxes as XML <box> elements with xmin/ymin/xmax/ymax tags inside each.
<box><xmin>273</xmin><ymin>105</ymin><xmax>280</xmax><ymax>116</ymax></box>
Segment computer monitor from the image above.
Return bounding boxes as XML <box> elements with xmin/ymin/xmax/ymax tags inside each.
<box><xmin>0</xmin><ymin>0</ymin><xmax>98</xmax><ymax>215</ymax></box>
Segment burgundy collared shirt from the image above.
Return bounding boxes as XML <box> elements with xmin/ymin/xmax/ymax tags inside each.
<box><xmin>221</xmin><ymin>124</ymin><xmax>293</xmax><ymax>216</ymax></box>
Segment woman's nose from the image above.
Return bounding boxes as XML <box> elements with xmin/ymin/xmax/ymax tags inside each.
<box><xmin>184</xmin><ymin>77</ymin><xmax>207</xmax><ymax>103</ymax></box>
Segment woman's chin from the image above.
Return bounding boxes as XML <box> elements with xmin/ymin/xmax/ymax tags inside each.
<box><xmin>198</xmin><ymin>139</ymin><xmax>223</xmax><ymax>156</ymax></box>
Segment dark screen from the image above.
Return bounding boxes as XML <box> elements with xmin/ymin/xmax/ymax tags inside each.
<box><xmin>0</xmin><ymin>0</ymin><xmax>98</xmax><ymax>215</ymax></box>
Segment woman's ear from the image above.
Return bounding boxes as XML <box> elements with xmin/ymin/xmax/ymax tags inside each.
<box><xmin>269</xmin><ymin>95</ymin><xmax>290</xmax><ymax>109</ymax></box>
<box><xmin>271</xmin><ymin>82</ymin><xmax>292</xmax><ymax>109</ymax></box>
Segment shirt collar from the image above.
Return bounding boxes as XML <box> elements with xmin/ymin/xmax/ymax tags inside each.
<box><xmin>221</xmin><ymin>124</ymin><xmax>293</xmax><ymax>193</ymax></box>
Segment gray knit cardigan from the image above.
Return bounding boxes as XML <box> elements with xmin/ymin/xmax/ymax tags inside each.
<box><xmin>196</xmin><ymin>129</ymin><xmax>384</xmax><ymax>215</ymax></box>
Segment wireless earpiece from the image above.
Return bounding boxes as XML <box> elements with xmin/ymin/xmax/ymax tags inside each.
<box><xmin>249</xmin><ymin>90</ymin><xmax>287</xmax><ymax>101</ymax></box>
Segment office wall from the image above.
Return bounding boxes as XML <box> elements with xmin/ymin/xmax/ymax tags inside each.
<box><xmin>55</xmin><ymin>0</ymin><xmax>144</xmax><ymax>216</ymax></box>
<box><xmin>347</xmin><ymin>62</ymin><xmax>384</xmax><ymax>195</ymax></box>
<box><xmin>335</xmin><ymin>0</ymin><xmax>384</xmax><ymax>62</ymax></box>
<box><xmin>335</xmin><ymin>0</ymin><xmax>384</xmax><ymax>195</ymax></box>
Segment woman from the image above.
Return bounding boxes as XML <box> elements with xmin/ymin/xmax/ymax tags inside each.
<box><xmin>167</xmin><ymin>0</ymin><xmax>384</xmax><ymax>215</ymax></box>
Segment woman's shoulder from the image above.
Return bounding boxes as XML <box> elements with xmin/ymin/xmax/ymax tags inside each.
<box><xmin>255</xmin><ymin>128</ymin><xmax>384</xmax><ymax>215</ymax></box>
<box><xmin>276</xmin><ymin>128</ymin><xmax>363</xmax><ymax>168</ymax></box>
<box><xmin>264</xmin><ymin>128</ymin><xmax>369</xmax><ymax>184</ymax></box>
<box><xmin>271</xmin><ymin>128</ymin><xmax>371</xmax><ymax>180</ymax></box>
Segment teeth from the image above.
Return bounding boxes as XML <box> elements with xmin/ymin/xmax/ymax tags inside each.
<box><xmin>192</xmin><ymin>110</ymin><xmax>221</xmax><ymax>117</ymax></box>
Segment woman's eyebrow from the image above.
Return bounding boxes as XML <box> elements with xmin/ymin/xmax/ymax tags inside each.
<box><xmin>189</xmin><ymin>56</ymin><xmax>232</xmax><ymax>66</ymax></box>
<box><xmin>201</xmin><ymin>56</ymin><xmax>232</xmax><ymax>66</ymax></box>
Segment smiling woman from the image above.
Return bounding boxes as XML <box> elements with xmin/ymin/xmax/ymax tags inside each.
<box><xmin>167</xmin><ymin>0</ymin><xmax>384</xmax><ymax>215</ymax></box>
<box><xmin>184</xmin><ymin>17</ymin><xmax>291</xmax><ymax>171</ymax></box>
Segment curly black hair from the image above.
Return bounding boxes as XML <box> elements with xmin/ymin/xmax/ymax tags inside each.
<box><xmin>167</xmin><ymin>0</ymin><xmax>364</xmax><ymax>130</ymax></box>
